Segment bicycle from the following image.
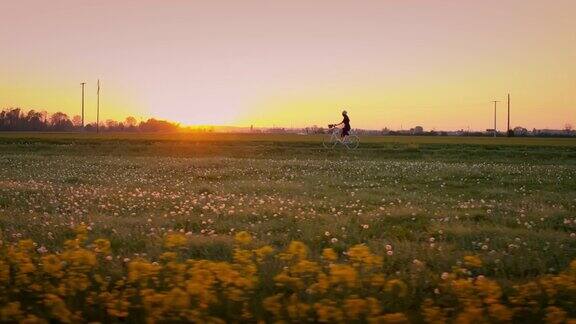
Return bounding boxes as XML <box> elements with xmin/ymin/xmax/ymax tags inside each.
<box><xmin>322</xmin><ymin>124</ymin><xmax>359</xmax><ymax>149</ymax></box>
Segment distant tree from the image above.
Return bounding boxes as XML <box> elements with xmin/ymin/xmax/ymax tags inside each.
<box><xmin>85</xmin><ymin>123</ymin><xmax>96</xmax><ymax>132</ymax></box>
<box><xmin>513</xmin><ymin>126</ymin><xmax>528</xmax><ymax>136</ymax></box>
<box><xmin>139</xmin><ymin>118</ymin><xmax>179</xmax><ymax>132</ymax></box>
<box><xmin>40</xmin><ymin>111</ymin><xmax>48</xmax><ymax>123</ymax></box>
<box><xmin>26</xmin><ymin>110</ymin><xmax>46</xmax><ymax>131</ymax></box>
<box><xmin>72</xmin><ymin>115</ymin><xmax>83</xmax><ymax>127</ymax></box>
<box><xmin>124</xmin><ymin>116</ymin><xmax>138</xmax><ymax>128</ymax></box>
<box><xmin>105</xmin><ymin>119</ymin><xmax>119</xmax><ymax>130</ymax></box>
<box><xmin>5</xmin><ymin>108</ymin><xmax>22</xmax><ymax>130</ymax></box>
<box><xmin>50</xmin><ymin>112</ymin><xmax>73</xmax><ymax>131</ymax></box>
<box><xmin>412</xmin><ymin>126</ymin><xmax>424</xmax><ymax>134</ymax></box>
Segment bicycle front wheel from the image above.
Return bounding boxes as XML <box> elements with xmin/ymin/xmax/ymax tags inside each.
<box><xmin>322</xmin><ymin>134</ymin><xmax>336</xmax><ymax>149</ymax></box>
<box><xmin>345</xmin><ymin>135</ymin><xmax>359</xmax><ymax>149</ymax></box>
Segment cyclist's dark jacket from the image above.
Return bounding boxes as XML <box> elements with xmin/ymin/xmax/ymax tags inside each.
<box><xmin>342</xmin><ymin>115</ymin><xmax>350</xmax><ymax>129</ymax></box>
<box><xmin>342</xmin><ymin>115</ymin><xmax>350</xmax><ymax>135</ymax></box>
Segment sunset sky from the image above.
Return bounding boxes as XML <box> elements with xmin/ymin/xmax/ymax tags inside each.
<box><xmin>1</xmin><ymin>0</ymin><xmax>574</xmax><ymax>130</ymax></box>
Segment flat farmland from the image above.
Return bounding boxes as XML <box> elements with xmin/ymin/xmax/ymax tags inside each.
<box><xmin>0</xmin><ymin>133</ymin><xmax>575</xmax><ymax>323</ymax></box>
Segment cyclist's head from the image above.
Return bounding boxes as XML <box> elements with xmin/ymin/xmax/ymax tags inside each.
<box><xmin>342</xmin><ymin>110</ymin><xmax>348</xmax><ymax>116</ymax></box>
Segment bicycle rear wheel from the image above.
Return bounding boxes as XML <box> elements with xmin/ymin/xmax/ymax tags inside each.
<box><xmin>345</xmin><ymin>135</ymin><xmax>359</xmax><ymax>149</ymax></box>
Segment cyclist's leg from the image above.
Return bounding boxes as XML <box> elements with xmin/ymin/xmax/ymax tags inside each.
<box><xmin>341</xmin><ymin>127</ymin><xmax>350</xmax><ymax>141</ymax></box>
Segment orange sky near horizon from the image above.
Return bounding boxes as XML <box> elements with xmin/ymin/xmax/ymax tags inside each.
<box><xmin>1</xmin><ymin>0</ymin><xmax>574</xmax><ymax>130</ymax></box>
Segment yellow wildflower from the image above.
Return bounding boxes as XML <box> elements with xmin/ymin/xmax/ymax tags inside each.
<box><xmin>17</xmin><ymin>239</ymin><xmax>35</xmax><ymax>251</ymax></box>
<box><xmin>569</xmin><ymin>260</ymin><xmax>576</xmax><ymax>273</ymax></box>
<box><xmin>165</xmin><ymin>287</ymin><xmax>190</xmax><ymax>309</ymax></box>
<box><xmin>421</xmin><ymin>299</ymin><xmax>446</xmax><ymax>324</ymax></box>
<box><xmin>329</xmin><ymin>264</ymin><xmax>358</xmax><ymax>288</ymax></box>
<box><xmin>366</xmin><ymin>297</ymin><xmax>382</xmax><ymax>316</ymax></box>
<box><xmin>545</xmin><ymin>306</ymin><xmax>567</xmax><ymax>324</ymax></box>
<box><xmin>344</xmin><ymin>296</ymin><xmax>367</xmax><ymax>320</ymax></box>
<box><xmin>20</xmin><ymin>314</ymin><xmax>48</xmax><ymax>324</ymax></box>
<box><xmin>370</xmin><ymin>312</ymin><xmax>409</xmax><ymax>324</ymax></box>
<box><xmin>278</xmin><ymin>241</ymin><xmax>309</xmax><ymax>261</ymax></box>
<box><xmin>455</xmin><ymin>306</ymin><xmax>484</xmax><ymax>324</ymax></box>
<box><xmin>291</xmin><ymin>260</ymin><xmax>321</xmax><ymax>276</ymax></box>
<box><xmin>463</xmin><ymin>255</ymin><xmax>483</xmax><ymax>268</ymax></box>
<box><xmin>41</xmin><ymin>254</ymin><xmax>63</xmax><ymax>278</ymax></box>
<box><xmin>61</xmin><ymin>249</ymin><xmax>97</xmax><ymax>270</ymax></box>
<box><xmin>286</xmin><ymin>294</ymin><xmax>311</xmax><ymax>320</ymax></box>
<box><xmin>370</xmin><ymin>274</ymin><xmax>386</xmax><ymax>288</ymax></box>
<box><xmin>253</xmin><ymin>245</ymin><xmax>274</xmax><ymax>263</ymax></box>
<box><xmin>160</xmin><ymin>252</ymin><xmax>178</xmax><ymax>262</ymax></box>
<box><xmin>44</xmin><ymin>294</ymin><xmax>73</xmax><ymax>323</ymax></box>
<box><xmin>314</xmin><ymin>299</ymin><xmax>344</xmax><ymax>322</ymax></box>
<box><xmin>0</xmin><ymin>302</ymin><xmax>22</xmax><ymax>321</ymax></box>
<box><xmin>107</xmin><ymin>297</ymin><xmax>130</xmax><ymax>318</ymax></box>
<box><xmin>385</xmin><ymin>279</ymin><xmax>408</xmax><ymax>298</ymax></box>
<box><xmin>274</xmin><ymin>271</ymin><xmax>303</xmax><ymax>289</ymax></box>
<box><xmin>263</xmin><ymin>294</ymin><xmax>283</xmax><ymax>318</ymax></box>
<box><xmin>234</xmin><ymin>231</ymin><xmax>252</xmax><ymax>245</ymax></box>
<box><xmin>489</xmin><ymin>303</ymin><xmax>513</xmax><ymax>322</ymax></box>
<box><xmin>93</xmin><ymin>238</ymin><xmax>111</xmax><ymax>254</ymax></box>
<box><xmin>309</xmin><ymin>273</ymin><xmax>330</xmax><ymax>294</ymax></box>
<box><xmin>347</xmin><ymin>244</ymin><xmax>382</xmax><ymax>268</ymax></box>
<box><xmin>322</xmin><ymin>248</ymin><xmax>338</xmax><ymax>262</ymax></box>
<box><xmin>128</xmin><ymin>259</ymin><xmax>161</xmax><ymax>283</ymax></box>
<box><xmin>0</xmin><ymin>260</ymin><xmax>9</xmax><ymax>284</ymax></box>
<box><xmin>164</xmin><ymin>233</ymin><xmax>188</xmax><ymax>249</ymax></box>
<box><xmin>74</xmin><ymin>224</ymin><xmax>89</xmax><ymax>242</ymax></box>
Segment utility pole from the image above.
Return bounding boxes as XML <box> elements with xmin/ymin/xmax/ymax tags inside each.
<box><xmin>80</xmin><ymin>82</ymin><xmax>86</xmax><ymax>131</ymax></box>
<box><xmin>96</xmin><ymin>79</ymin><xmax>100</xmax><ymax>134</ymax></box>
<box><xmin>507</xmin><ymin>93</ymin><xmax>512</xmax><ymax>137</ymax></box>
<box><xmin>492</xmin><ymin>100</ymin><xmax>499</xmax><ymax>137</ymax></box>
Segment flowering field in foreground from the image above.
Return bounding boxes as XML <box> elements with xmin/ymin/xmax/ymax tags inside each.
<box><xmin>0</xmin><ymin>135</ymin><xmax>575</xmax><ymax>322</ymax></box>
<box><xmin>1</xmin><ymin>228</ymin><xmax>576</xmax><ymax>323</ymax></box>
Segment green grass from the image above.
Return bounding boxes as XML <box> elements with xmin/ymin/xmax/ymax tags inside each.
<box><xmin>1</xmin><ymin>131</ymin><xmax>575</xmax><ymax>145</ymax></box>
<box><xmin>1</xmin><ymin>132</ymin><xmax>576</xmax><ymax>164</ymax></box>
<box><xmin>0</xmin><ymin>132</ymin><xmax>575</xmax><ymax>316</ymax></box>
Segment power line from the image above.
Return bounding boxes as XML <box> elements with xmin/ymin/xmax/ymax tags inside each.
<box><xmin>380</xmin><ymin>101</ymin><xmax>490</xmax><ymax>111</ymax></box>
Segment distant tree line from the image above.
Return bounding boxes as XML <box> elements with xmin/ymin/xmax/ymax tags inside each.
<box><xmin>3</xmin><ymin>107</ymin><xmax>573</xmax><ymax>136</ymax></box>
<box><xmin>0</xmin><ymin>108</ymin><xmax>180</xmax><ymax>132</ymax></box>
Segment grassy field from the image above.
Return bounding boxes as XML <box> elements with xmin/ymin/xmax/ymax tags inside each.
<box><xmin>0</xmin><ymin>133</ymin><xmax>575</xmax><ymax>323</ymax></box>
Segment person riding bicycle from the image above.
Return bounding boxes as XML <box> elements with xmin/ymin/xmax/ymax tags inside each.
<box><xmin>329</xmin><ymin>110</ymin><xmax>351</xmax><ymax>139</ymax></box>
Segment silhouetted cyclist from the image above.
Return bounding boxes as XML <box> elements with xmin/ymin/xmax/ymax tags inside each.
<box><xmin>330</xmin><ymin>110</ymin><xmax>350</xmax><ymax>139</ymax></box>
